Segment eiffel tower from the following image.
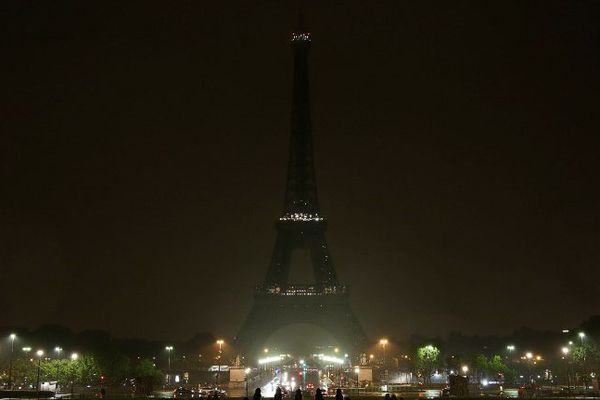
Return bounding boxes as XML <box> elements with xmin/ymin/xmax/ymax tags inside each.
<box><xmin>235</xmin><ymin>22</ymin><xmax>368</xmax><ymax>357</ymax></box>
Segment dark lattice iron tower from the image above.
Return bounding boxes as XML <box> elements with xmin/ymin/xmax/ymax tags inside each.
<box><xmin>235</xmin><ymin>24</ymin><xmax>368</xmax><ymax>356</ymax></box>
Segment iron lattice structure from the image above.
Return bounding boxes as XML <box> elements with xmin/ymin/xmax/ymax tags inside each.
<box><xmin>234</xmin><ymin>26</ymin><xmax>368</xmax><ymax>356</ymax></box>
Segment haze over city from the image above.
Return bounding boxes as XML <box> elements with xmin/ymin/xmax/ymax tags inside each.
<box><xmin>2</xmin><ymin>1</ymin><xmax>599</xmax><ymax>344</ymax></box>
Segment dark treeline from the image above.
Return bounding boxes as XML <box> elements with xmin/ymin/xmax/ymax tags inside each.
<box><xmin>389</xmin><ymin>315</ymin><xmax>600</xmax><ymax>357</ymax></box>
<box><xmin>2</xmin><ymin>315</ymin><xmax>600</xmax><ymax>360</ymax></box>
<box><xmin>0</xmin><ymin>325</ymin><xmax>216</xmax><ymax>360</ymax></box>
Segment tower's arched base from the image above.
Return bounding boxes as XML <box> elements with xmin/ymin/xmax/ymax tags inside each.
<box><xmin>235</xmin><ymin>291</ymin><xmax>368</xmax><ymax>359</ymax></box>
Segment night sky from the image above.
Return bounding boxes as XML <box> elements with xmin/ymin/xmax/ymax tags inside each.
<box><xmin>2</xmin><ymin>1</ymin><xmax>599</xmax><ymax>342</ymax></box>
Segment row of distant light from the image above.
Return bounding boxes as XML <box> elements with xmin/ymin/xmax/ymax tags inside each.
<box><xmin>8</xmin><ymin>334</ymin><xmax>79</xmax><ymax>360</ymax></box>
<box><xmin>506</xmin><ymin>331</ymin><xmax>588</xmax><ymax>359</ymax></box>
<box><xmin>279</xmin><ymin>213</ymin><xmax>323</xmax><ymax>222</ymax></box>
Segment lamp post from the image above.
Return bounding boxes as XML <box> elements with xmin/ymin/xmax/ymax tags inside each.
<box><xmin>245</xmin><ymin>368</ymin><xmax>251</xmax><ymax>397</ymax></box>
<box><xmin>70</xmin><ymin>353</ymin><xmax>78</xmax><ymax>397</ymax></box>
<box><xmin>525</xmin><ymin>352</ymin><xmax>533</xmax><ymax>383</ymax></box>
<box><xmin>8</xmin><ymin>333</ymin><xmax>16</xmax><ymax>390</ymax></box>
<box><xmin>354</xmin><ymin>367</ymin><xmax>360</xmax><ymax>394</ymax></box>
<box><xmin>36</xmin><ymin>350</ymin><xmax>44</xmax><ymax>400</ymax></box>
<box><xmin>506</xmin><ymin>345</ymin><xmax>515</xmax><ymax>360</ymax></box>
<box><xmin>561</xmin><ymin>347</ymin><xmax>570</xmax><ymax>388</ymax></box>
<box><xmin>216</xmin><ymin>340</ymin><xmax>224</xmax><ymax>387</ymax></box>
<box><xmin>165</xmin><ymin>346</ymin><xmax>173</xmax><ymax>385</ymax></box>
<box><xmin>54</xmin><ymin>347</ymin><xmax>62</xmax><ymax>393</ymax></box>
<box><xmin>379</xmin><ymin>339</ymin><xmax>388</xmax><ymax>365</ymax></box>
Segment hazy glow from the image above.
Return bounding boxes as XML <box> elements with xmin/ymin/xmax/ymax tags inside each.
<box><xmin>320</xmin><ymin>354</ymin><xmax>344</xmax><ymax>364</ymax></box>
<box><xmin>258</xmin><ymin>355</ymin><xmax>282</xmax><ymax>364</ymax></box>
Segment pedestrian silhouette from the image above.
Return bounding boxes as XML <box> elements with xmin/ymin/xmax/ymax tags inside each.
<box><xmin>315</xmin><ymin>388</ymin><xmax>324</xmax><ymax>400</ymax></box>
<box><xmin>295</xmin><ymin>388</ymin><xmax>303</xmax><ymax>400</ymax></box>
<box><xmin>275</xmin><ymin>387</ymin><xmax>283</xmax><ymax>400</ymax></box>
<box><xmin>384</xmin><ymin>394</ymin><xmax>390</xmax><ymax>400</ymax></box>
<box><xmin>335</xmin><ymin>389</ymin><xmax>343</xmax><ymax>400</ymax></box>
<box><xmin>253</xmin><ymin>388</ymin><xmax>262</xmax><ymax>400</ymax></box>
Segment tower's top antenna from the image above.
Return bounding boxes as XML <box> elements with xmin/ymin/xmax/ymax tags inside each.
<box><xmin>291</xmin><ymin>10</ymin><xmax>310</xmax><ymax>42</ymax></box>
<box><xmin>296</xmin><ymin>10</ymin><xmax>305</xmax><ymax>32</ymax></box>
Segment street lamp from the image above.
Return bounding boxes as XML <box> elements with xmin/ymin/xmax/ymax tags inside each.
<box><xmin>462</xmin><ymin>365</ymin><xmax>469</xmax><ymax>375</ymax></box>
<box><xmin>525</xmin><ymin>353</ymin><xmax>534</xmax><ymax>383</ymax></box>
<box><xmin>8</xmin><ymin>333</ymin><xmax>16</xmax><ymax>390</ymax></box>
<box><xmin>379</xmin><ymin>338</ymin><xmax>388</xmax><ymax>365</ymax></box>
<box><xmin>165</xmin><ymin>346</ymin><xmax>173</xmax><ymax>385</ymax></box>
<box><xmin>54</xmin><ymin>347</ymin><xmax>63</xmax><ymax>393</ymax></box>
<box><xmin>561</xmin><ymin>347</ymin><xmax>571</xmax><ymax>387</ymax></box>
<box><xmin>36</xmin><ymin>350</ymin><xmax>44</xmax><ymax>399</ymax></box>
<box><xmin>70</xmin><ymin>353</ymin><xmax>78</xmax><ymax>397</ymax></box>
<box><xmin>578</xmin><ymin>332</ymin><xmax>586</xmax><ymax>340</ymax></box>
<box><xmin>506</xmin><ymin>345</ymin><xmax>515</xmax><ymax>356</ymax></box>
<box><xmin>354</xmin><ymin>367</ymin><xmax>360</xmax><ymax>393</ymax></box>
<box><xmin>216</xmin><ymin>340</ymin><xmax>224</xmax><ymax>387</ymax></box>
<box><xmin>244</xmin><ymin>368</ymin><xmax>251</xmax><ymax>397</ymax></box>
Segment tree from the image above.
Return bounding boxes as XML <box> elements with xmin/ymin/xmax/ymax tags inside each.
<box><xmin>134</xmin><ymin>359</ymin><xmax>164</xmax><ymax>395</ymax></box>
<box><xmin>415</xmin><ymin>345</ymin><xmax>440</xmax><ymax>385</ymax></box>
<box><xmin>572</xmin><ymin>341</ymin><xmax>600</xmax><ymax>387</ymax></box>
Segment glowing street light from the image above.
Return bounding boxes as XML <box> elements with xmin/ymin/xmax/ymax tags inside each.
<box><xmin>69</xmin><ymin>353</ymin><xmax>79</xmax><ymax>397</ymax></box>
<box><xmin>264</xmin><ymin>348</ymin><xmax>269</xmax><ymax>353</ymax></box>
<box><xmin>379</xmin><ymin>338</ymin><xmax>388</xmax><ymax>365</ymax></box>
<box><xmin>165</xmin><ymin>346</ymin><xmax>173</xmax><ymax>384</ymax></box>
<box><xmin>354</xmin><ymin>367</ymin><xmax>360</xmax><ymax>390</ymax></box>
<box><xmin>526</xmin><ymin>352</ymin><xmax>533</xmax><ymax>360</ymax></box>
<box><xmin>8</xmin><ymin>333</ymin><xmax>16</xmax><ymax>389</ymax></box>
<box><xmin>54</xmin><ymin>347</ymin><xmax>63</xmax><ymax>393</ymax></box>
<box><xmin>36</xmin><ymin>350</ymin><xmax>44</xmax><ymax>395</ymax></box>
<box><xmin>244</xmin><ymin>367</ymin><xmax>251</xmax><ymax>396</ymax></box>
<box><xmin>462</xmin><ymin>365</ymin><xmax>469</xmax><ymax>374</ymax></box>
<box><xmin>216</xmin><ymin>340</ymin><xmax>224</xmax><ymax>386</ymax></box>
<box><xmin>562</xmin><ymin>347</ymin><xmax>570</xmax><ymax>355</ymax></box>
<box><xmin>578</xmin><ymin>332</ymin><xmax>586</xmax><ymax>340</ymax></box>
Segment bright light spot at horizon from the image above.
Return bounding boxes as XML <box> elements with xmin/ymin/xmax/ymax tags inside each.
<box><xmin>320</xmin><ymin>354</ymin><xmax>344</xmax><ymax>364</ymax></box>
<box><xmin>36</xmin><ymin>350</ymin><xmax>44</xmax><ymax>357</ymax></box>
<box><xmin>258</xmin><ymin>355</ymin><xmax>283</xmax><ymax>364</ymax></box>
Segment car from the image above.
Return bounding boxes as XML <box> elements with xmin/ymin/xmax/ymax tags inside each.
<box><xmin>173</xmin><ymin>387</ymin><xmax>195</xmax><ymax>398</ymax></box>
